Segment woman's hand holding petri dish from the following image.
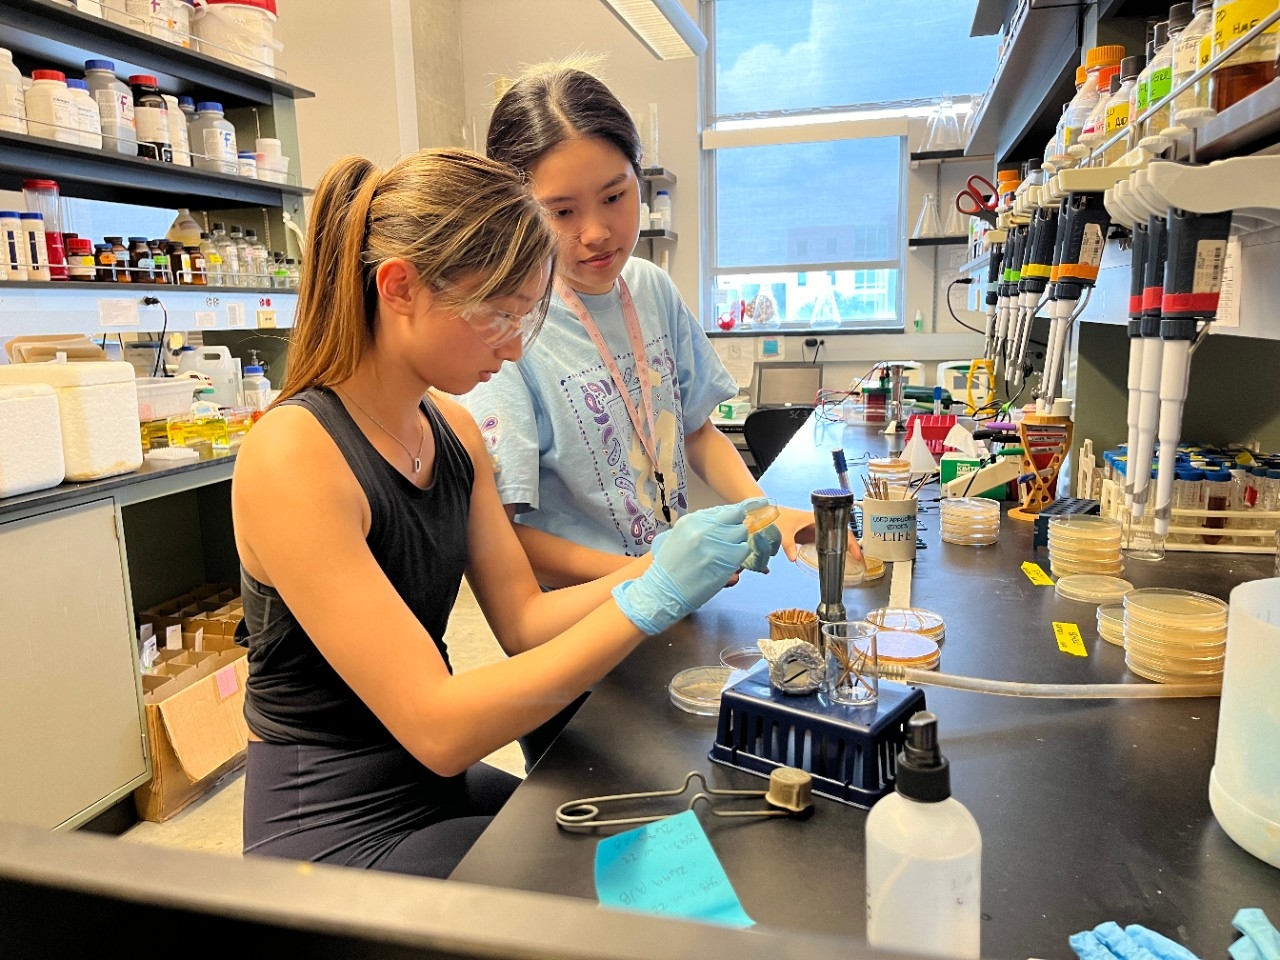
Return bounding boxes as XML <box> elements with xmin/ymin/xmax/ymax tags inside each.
<box><xmin>744</xmin><ymin>498</ymin><xmax>781</xmax><ymax>534</ymax></box>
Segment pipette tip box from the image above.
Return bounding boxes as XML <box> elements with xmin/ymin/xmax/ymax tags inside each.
<box><xmin>710</xmin><ymin>673</ymin><xmax>926</xmax><ymax>808</ymax></box>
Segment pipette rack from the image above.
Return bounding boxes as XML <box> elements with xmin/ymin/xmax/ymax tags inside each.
<box><xmin>710</xmin><ymin>669</ymin><xmax>926</xmax><ymax>809</ymax></box>
<box><xmin>1008</xmin><ymin>414</ymin><xmax>1074</xmax><ymax>522</ymax></box>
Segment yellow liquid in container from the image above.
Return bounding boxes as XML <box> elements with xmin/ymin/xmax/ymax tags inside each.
<box><xmin>167</xmin><ymin>416</ymin><xmax>231</xmax><ymax>450</ymax></box>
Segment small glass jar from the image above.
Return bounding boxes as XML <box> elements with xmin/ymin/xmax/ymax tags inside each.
<box><xmin>67</xmin><ymin>238</ymin><xmax>96</xmax><ymax>280</ymax></box>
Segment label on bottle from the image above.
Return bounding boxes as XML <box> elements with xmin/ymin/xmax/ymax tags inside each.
<box><xmin>1149</xmin><ymin>66</ymin><xmax>1174</xmax><ymax>102</ymax></box>
<box><xmin>92</xmin><ymin>88</ymin><xmax>136</xmax><ymax>130</ymax></box>
<box><xmin>1</xmin><ymin>82</ymin><xmax>26</xmax><ymax>126</ymax></box>
<box><xmin>1200</xmin><ymin>31</ymin><xmax>1213</xmax><ymax>68</ymax></box>
<box><xmin>202</xmin><ymin>127</ymin><xmax>236</xmax><ymax>160</ymax></box>
<box><xmin>1136</xmin><ymin>80</ymin><xmax>1150</xmax><ymax>111</ymax></box>
<box><xmin>134</xmin><ymin>104</ymin><xmax>168</xmax><ymax>145</ymax></box>
<box><xmin>1175</xmin><ymin>35</ymin><xmax>1202</xmax><ymax>76</ymax></box>
<box><xmin>1105</xmin><ymin>100</ymin><xmax>1130</xmax><ymax>132</ymax></box>
<box><xmin>1214</xmin><ymin>0</ymin><xmax>1280</xmax><ymax>64</ymax></box>
<box><xmin>153</xmin><ymin>253</ymin><xmax>170</xmax><ymax>271</ymax></box>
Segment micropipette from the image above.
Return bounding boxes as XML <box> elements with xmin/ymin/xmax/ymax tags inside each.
<box><xmin>1129</xmin><ymin>212</ymin><xmax>1169</xmax><ymax>519</ymax></box>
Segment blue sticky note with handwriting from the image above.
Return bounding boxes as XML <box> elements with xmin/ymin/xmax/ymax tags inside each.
<box><xmin>593</xmin><ymin>809</ymin><xmax>755</xmax><ymax>928</ymax></box>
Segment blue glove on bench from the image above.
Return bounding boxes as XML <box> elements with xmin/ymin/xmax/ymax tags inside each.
<box><xmin>613</xmin><ymin>498</ymin><xmax>760</xmax><ymax>635</ymax></box>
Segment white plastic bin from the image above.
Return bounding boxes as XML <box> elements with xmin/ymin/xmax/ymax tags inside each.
<box><xmin>135</xmin><ymin>377</ymin><xmax>199</xmax><ymax>422</ymax></box>
<box><xmin>192</xmin><ymin>0</ymin><xmax>282</xmax><ymax>77</ymax></box>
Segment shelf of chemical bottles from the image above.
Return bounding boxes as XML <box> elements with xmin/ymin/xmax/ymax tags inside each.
<box><xmin>0</xmin><ymin>0</ymin><xmax>315</xmax><ymax>109</ymax></box>
<box><xmin>641</xmin><ymin>167</ymin><xmax>677</xmax><ymax>186</ymax></box>
<box><xmin>0</xmin><ymin>281</ymin><xmax>297</xmax><ymax>338</ymax></box>
<box><xmin>907</xmin><ymin>235</ymin><xmax>969</xmax><ymax>248</ymax></box>
<box><xmin>0</xmin><ymin>131</ymin><xmax>311</xmax><ymax>211</ymax></box>
<box><xmin>964</xmin><ymin>0</ymin><xmax>1080</xmax><ymax>162</ymax></box>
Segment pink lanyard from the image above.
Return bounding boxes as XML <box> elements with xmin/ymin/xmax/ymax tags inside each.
<box><xmin>554</xmin><ymin>276</ymin><xmax>672</xmax><ymax>524</ymax></box>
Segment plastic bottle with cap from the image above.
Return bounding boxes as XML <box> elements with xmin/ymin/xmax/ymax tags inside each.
<box><xmin>0</xmin><ymin>47</ymin><xmax>27</xmax><ymax>135</ymax></box>
<box><xmin>1130</xmin><ymin>22</ymin><xmax>1162</xmax><ymax>149</ymax></box>
<box><xmin>1047</xmin><ymin>66</ymin><xmax>1087</xmax><ymax>170</ymax></box>
<box><xmin>1064</xmin><ymin>45</ymin><xmax>1126</xmax><ymax>162</ymax></box>
<box><xmin>65</xmin><ymin>78</ymin><xmax>103</xmax><ymax>149</ymax></box>
<box><xmin>1078</xmin><ymin>64</ymin><xmax>1122</xmax><ymax>160</ymax></box>
<box><xmin>1166</xmin><ymin>0</ymin><xmax>1214</xmax><ymax>138</ymax></box>
<box><xmin>1138</xmin><ymin>5</ymin><xmax>1192</xmax><ymax>153</ymax></box>
<box><xmin>188</xmin><ymin>101</ymin><xmax>237</xmax><ymax>173</ymax></box>
<box><xmin>129</xmin><ymin>74</ymin><xmax>171</xmax><ymax>162</ymax></box>
<box><xmin>1103</xmin><ymin>56</ymin><xmax>1143</xmax><ymax>164</ymax></box>
<box><xmin>866</xmin><ymin>711</ymin><xmax>982</xmax><ymax>960</ymax></box>
<box><xmin>84</xmin><ymin>59</ymin><xmax>137</xmax><ymax>155</ymax></box>
<box><xmin>241</xmin><ymin>364</ymin><xmax>271</xmax><ymax>414</ymax></box>
<box><xmin>25</xmin><ymin>69</ymin><xmax>77</xmax><ymax>144</ymax></box>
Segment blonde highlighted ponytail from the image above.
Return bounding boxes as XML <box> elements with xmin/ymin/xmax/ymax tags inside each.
<box><xmin>276</xmin><ymin>149</ymin><xmax>556</xmax><ymax>406</ymax></box>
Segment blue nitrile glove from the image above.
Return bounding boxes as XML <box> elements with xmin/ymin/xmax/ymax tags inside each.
<box><xmin>742</xmin><ymin>522</ymin><xmax>782</xmax><ymax>573</ymax></box>
<box><xmin>1230</xmin><ymin>909</ymin><xmax>1280</xmax><ymax>960</ymax></box>
<box><xmin>614</xmin><ymin>499</ymin><xmax>756</xmax><ymax>634</ymax></box>
<box><xmin>1070</xmin><ymin>922</ymin><xmax>1202</xmax><ymax>960</ymax></box>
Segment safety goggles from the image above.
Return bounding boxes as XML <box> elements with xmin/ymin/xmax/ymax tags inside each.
<box><xmin>435</xmin><ymin>281</ymin><xmax>547</xmax><ymax>349</ymax></box>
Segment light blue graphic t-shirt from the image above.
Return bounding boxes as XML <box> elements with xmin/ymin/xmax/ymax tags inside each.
<box><xmin>459</xmin><ymin>258</ymin><xmax>736</xmax><ymax>558</ymax></box>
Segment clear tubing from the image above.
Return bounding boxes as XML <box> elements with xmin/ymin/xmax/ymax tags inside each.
<box><xmin>878</xmin><ymin>664</ymin><xmax>1220</xmax><ymax>698</ymax></box>
<box><xmin>1124</xmin><ymin>337</ymin><xmax>1145</xmax><ymax>510</ymax></box>
<box><xmin>1131</xmin><ymin>336</ymin><xmax>1166</xmax><ymax>516</ymax></box>
<box><xmin>1153</xmin><ymin>339</ymin><xmax>1192</xmax><ymax>537</ymax></box>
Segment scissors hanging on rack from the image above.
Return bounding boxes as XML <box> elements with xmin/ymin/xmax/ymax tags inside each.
<box><xmin>955</xmin><ymin>174</ymin><xmax>999</xmax><ymax>226</ymax></box>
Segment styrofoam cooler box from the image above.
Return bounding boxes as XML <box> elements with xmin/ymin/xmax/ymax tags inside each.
<box><xmin>0</xmin><ymin>383</ymin><xmax>65</xmax><ymax>497</ymax></box>
<box><xmin>0</xmin><ymin>361</ymin><xmax>144</xmax><ymax>481</ymax></box>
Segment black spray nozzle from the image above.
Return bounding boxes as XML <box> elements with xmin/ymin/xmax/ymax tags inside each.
<box><xmin>895</xmin><ymin>711</ymin><xmax>952</xmax><ymax>803</ymax></box>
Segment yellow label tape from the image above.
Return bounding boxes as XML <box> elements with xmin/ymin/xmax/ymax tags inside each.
<box><xmin>1021</xmin><ymin>561</ymin><xmax>1054</xmax><ymax>586</ymax></box>
<box><xmin>1053</xmin><ymin>621</ymin><xmax>1088</xmax><ymax>658</ymax></box>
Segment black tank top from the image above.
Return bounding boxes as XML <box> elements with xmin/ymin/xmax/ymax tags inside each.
<box><xmin>239</xmin><ymin>386</ymin><xmax>474</xmax><ymax>747</ymax></box>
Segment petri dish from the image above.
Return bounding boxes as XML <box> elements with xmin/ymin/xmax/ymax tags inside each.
<box><xmin>866</xmin><ymin>606</ymin><xmax>946</xmax><ymax>644</ymax></box>
<box><xmin>745</xmin><ymin>500</ymin><xmax>781</xmax><ymax>534</ymax></box>
<box><xmin>669</xmin><ymin>666</ymin><xmax>733</xmax><ymax>716</ymax></box>
<box><xmin>1048</xmin><ymin>515</ymin><xmax>1123</xmax><ymax>540</ymax></box>
<box><xmin>719</xmin><ymin>641</ymin><xmax>764</xmax><ymax>671</ymax></box>
<box><xmin>1125</xmin><ymin>650</ymin><xmax>1224</xmax><ymax>684</ymax></box>
<box><xmin>796</xmin><ymin>543</ymin><xmax>866</xmax><ymax>586</ymax></box>
<box><xmin>1097</xmin><ymin>602</ymin><xmax>1126</xmax><ymax>645</ymax></box>
<box><xmin>861</xmin><ymin>554</ymin><xmax>886</xmax><ymax>582</ymax></box>
<box><xmin>1055</xmin><ymin>574</ymin><xmax>1134</xmax><ymax>604</ymax></box>
<box><xmin>876</xmin><ymin>629</ymin><xmax>941</xmax><ymax>670</ymax></box>
<box><xmin>1124</xmin><ymin>588</ymin><xmax>1228</xmax><ymax>627</ymax></box>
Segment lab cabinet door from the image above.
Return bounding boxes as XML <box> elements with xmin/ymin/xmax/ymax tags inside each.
<box><xmin>0</xmin><ymin>500</ymin><xmax>148</xmax><ymax>829</ymax></box>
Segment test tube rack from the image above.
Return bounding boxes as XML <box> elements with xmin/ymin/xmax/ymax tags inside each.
<box><xmin>1098</xmin><ymin>478</ymin><xmax>1280</xmax><ymax>554</ymax></box>
<box><xmin>1008</xmin><ymin>414</ymin><xmax>1074</xmax><ymax>523</ymax></box>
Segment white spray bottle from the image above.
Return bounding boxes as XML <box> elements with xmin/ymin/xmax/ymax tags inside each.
<box><xmin>865</xmin><ymin>710</ymin><xmax>982</xmax><ymax>959</ymax></box>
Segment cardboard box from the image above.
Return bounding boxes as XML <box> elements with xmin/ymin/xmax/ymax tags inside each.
<box><xmin>134</xmin><ymin>646</ymin><xmax>250</xmax><ymax>823</ymax></box>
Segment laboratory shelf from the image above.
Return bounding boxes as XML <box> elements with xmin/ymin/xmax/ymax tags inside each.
<box><xmin>956</xmin><ymin>251</ymin><xmax>993</xmax><ymax>276</ymax></box>
<box><xmin>1195</xmin><ymin>81</ymin><xmax>1280</xmax><ymax>163</ymax></box>
<box><xmin>0</xmin><ymin>130</ymin><xmax>310</xmax><ymax>209</ymax></box>
<box><xmin>964</xmin><ymin>0</ymin><xmax>1080</xmax><ymax>162</ymax></box>
<box><xmin>908</xmin><ymin>235</ymin><xmax>969</xmax><ymax>248</ymax></box>
<box><xmin>641</xmin><ymin>167</ymin><xmax>677</xmax><ymax>186</ymax></box>
<box><xmin>0</xmin><ymin>281</ymin><xmax>297</xmax><ymax>337</ymax></box>
<box><xmin>0</xmin><ymin>0</ymin><xmax>314</xmax><ymax>109</ymax></box>
<box><xmin>637</xmin><ymin>229</ymin><xmax>678</xmax><ymax>242</ymax></box>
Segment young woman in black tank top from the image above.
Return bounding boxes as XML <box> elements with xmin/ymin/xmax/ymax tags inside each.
<box><xmin>231</xmin><ymin>149</ymin><xmax>770</xmax><ymax>878</ymax></box>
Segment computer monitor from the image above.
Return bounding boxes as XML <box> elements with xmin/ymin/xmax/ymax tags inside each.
<box><xmin>754</xmin><ymin>362</ymin><xmax>822</xmax><ymax>408</ymax></box>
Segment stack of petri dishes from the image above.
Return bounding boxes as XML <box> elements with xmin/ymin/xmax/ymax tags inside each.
<box><xmin>867</xmin><ymin>457</ymin><xmax>911</xmax><ymax>496</ymax></box>
<box><xmin>939</xmin><ymin>497</ymin><xmax>1001</xmax><ymax>545</ymax></box>
<box><xmin>1047</xmin><ymin>515</ymin><xmax>1124</xmax><ymax>577</ymax></box>
<box><xmin>1122</xmin><ymin>587</ymin><xmax>1228</xmax><ymax>685</ymax></box>
<box><xmin>875</xmin><ymin>629</ymin><xmax>941</xmax><ymax>671</ymax></box>
<box><xmin>1096</xmin><ymin>601</ymin><xmax>1126</xmax><ymax>646</ymax></box>
<box><xmin>866</xmin><ymin>606</ymin><xmax>946</xmax><ymax>647</ymax></box>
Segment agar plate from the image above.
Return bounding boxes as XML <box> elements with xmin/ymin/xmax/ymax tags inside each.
<box><xmin>669</xmin><ymin>666</ymin><xmax>733</xmax><ymax>716</ymax></box>
<box><xmin>1055</xmin><ymin>574</ymin><xmax>1134</xmax><ymax>604</ymax></box>
<box><xmin>720</xmin><ymin>642</ymin><xmax>764</xmax><ymax>671</ymax></box>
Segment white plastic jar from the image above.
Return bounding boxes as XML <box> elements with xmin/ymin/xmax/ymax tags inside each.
<box><xmin>19</xmin><ymin>213</ymin><xmax>51</xmax><ymax>281</ymax></box>
<box><xmin>161</xmin><ymin>93</ymin><xmax>192</xmax><ymax>165</ymax></box>
<box><xmin>150</xmin><ymin>0</ymin><xmax>194</xmax><ymax>47</ymax></box>
<box><xmin>84</xmin><ymin>59</ymin><xmax>137</xmax><ymax>156</ymax></box>
<box><xmin>66</xmin><ymin>78</ymin><xmax>103</xmax><ymax>149</ymax></box>
<box><xmin>0</xmin><ymin>211</ymin><xmax>28</xmax><ymax>281</ymax></box>
<box><xmin>189</xmin><ymin>101</ymin><xmax>238</xmax><ymax>173</ymax></box>
<box><xmin>0</xmin><ymin>47</ymin><xmax>27</xmax><ymax>135</ymax></box>
<box><xmin>25</xmin><ymin>69</ymin><xmax>78</xmax><ymax>144</ymax></box>
<box><xmin>191</xmin><ymin>0</ymin><xmax>281</xmax><ymax>76</ymax></box>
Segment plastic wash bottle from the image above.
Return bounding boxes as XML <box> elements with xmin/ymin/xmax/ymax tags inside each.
<box><xmin>866</xmin><ymin>711</ymin><xmax>982</xmax><ymax>959</ymax></box>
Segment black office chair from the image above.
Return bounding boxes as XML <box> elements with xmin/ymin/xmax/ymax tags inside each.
<box><xmin>742</xmin><ymin>406</ymin><xmax>812</xmax><ymax>478</ymax></box>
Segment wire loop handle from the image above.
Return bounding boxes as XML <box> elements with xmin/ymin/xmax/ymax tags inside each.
<box><xmin>555</xmin><ymin>771</ymin><xmax>792</xmax><ymax>832</ymax></box>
